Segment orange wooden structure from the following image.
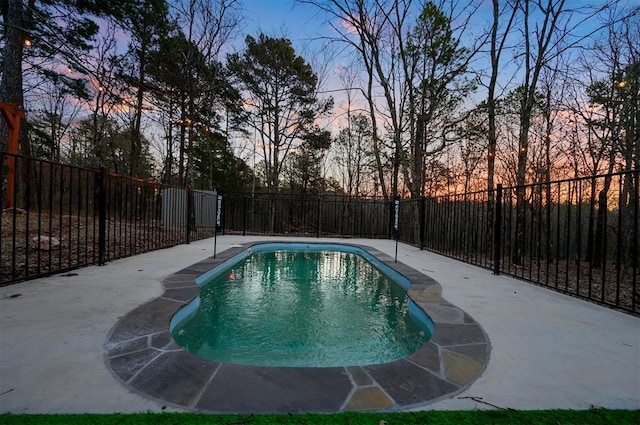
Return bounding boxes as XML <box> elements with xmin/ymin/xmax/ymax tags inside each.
<box><xmin>1</xmin><ymin>102</ymin><xmax>25</xmax><ymax>208</ymax></box>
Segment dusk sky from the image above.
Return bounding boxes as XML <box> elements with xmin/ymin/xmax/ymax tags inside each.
<box><xmin>232</xmin><ymin>0</ymin><xmax>629</xmax><ymax>63</ymax></box>
<box><xmin>234</xmin><ymin>0</ymin><xmax>362</xmax><ymax>117</ymax></box>
<box><xmin>215</xmin><ymin>0</ymin><xmax>635</xmax><ymax>126</ymax></box>
<box><xmin>240</xmin><ymin>0</ymin><xmax>328</xmax><ymax>42</ymax></box>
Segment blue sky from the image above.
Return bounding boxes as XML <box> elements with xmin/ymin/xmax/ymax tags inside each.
<box><xmin>234</xmin><ymin>0</ymin><xmax>354</xmax><ymax>113</ymax></box>
<box><xmin>230</xmin><ymin>0</ymin><xmax>638</xmax><ymax>116</ymax></box>
<box><xmin>240</xmin><ymin>0</ymin><xmax>329</xmax><ymax>44</ymax></box>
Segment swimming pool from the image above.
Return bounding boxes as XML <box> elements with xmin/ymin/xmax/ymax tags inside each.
<box><xmin>105</xmin><ymin>241</ymin><xmax>489</xmax><ymax>413</ymax></box>
<box><xmin>169</xmin><ymin>243</ymin><xmax>434</xmax><ymax>367</ymax></box>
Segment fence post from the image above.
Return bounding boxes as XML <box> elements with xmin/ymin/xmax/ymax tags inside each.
<box><xmin>186</xmin><ymin>187</ymin><xmax>193</xmax><ymax>244</ymax></box>
<box><xmin>633</xmin><ymin>171</ymin><xmax>639</xmax><ymax>312</ymax></box>
<box><xmin>97</xmin><ymin>166</ymin><xmax>107</xmax><ymax>266</ymax></box>
<box><xmin>316</xmin><ymin>196</ymin><xmax>321</xmax><ymax>238</ymax></box>
<box><xmin>242</xmin><ymin>195</ymin><xmax>247</xmax><ymax>236</ymax></box>
<box><xmin>420</xmin><ymin>196</ymin><xmax>426</xmax><ymax>250</ymax></box>
<box><xmin>388</xmin><ymin>200</ymin><xmax>393</xmax><ymax>239</ymax></box>
<box><xmin>493</xmin><ymin>184</ymin><xmax>503</xmax><ymax>275</ymax></box>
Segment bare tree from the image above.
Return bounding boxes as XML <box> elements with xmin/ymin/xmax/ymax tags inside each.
<box><xmin>455</xmin><ymin>112</ymin><xmax>487</xmax><ymax>193</ymax></box>
<box><xmin>299</xmin><ymin>0</ymin><xmax>407</xmax><ymax>199</ymax></box>
<box><xmin>577</xmin><ymin>7</ymin><xmax>640</xmax><ymax>269</ymax></box>
<box><xmin>330</xmin><ymin>65</ymin><xmax>375</xmax><ymax>196</ymax></box>
<box><xmin>401</xmin><ymin>0</ymin><xmax>479</xmax><ymax>199</ymax></box>
<box><xmin>300</xmin><ymin>0</ymin><xmax>480</xmax><ymax>201</ymax></box>
<box><xmin>169</xmin><ymin>0</ymin><xmax>242</xmax><ymax>187</ymax></box>
<box><xmin>334</xmin><ymin>113</ymin><xmax>374</xmax><ymax>196</ymax></box>
<box><xmin>82</xmin><ymin>24</ymin><xmax>124</xmax><ymax>169</ymax></box>
<box><xmin>28</xmin><ymin>71</ymin><xmax>84</xmax><ymax>161</ymax></box>
<box><xmin>510</xmin><ymin>0</ymin><xmax>612</xmax><ymax>264</ymax></box>
<box><xmin>171</xmin><ymin>0</ymin><xmax>241</xmax><ymax>60</ymax></box>
<box><xmin>483</xmin><ymin>0</ymin><xmax>519</xmax><ymax>255</ymax></box>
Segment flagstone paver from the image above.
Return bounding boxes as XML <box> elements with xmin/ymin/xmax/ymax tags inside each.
<box><xmin>105</xmin><ymin>242</ymin><xmax>489</xmax><ymax>413</ymax></box>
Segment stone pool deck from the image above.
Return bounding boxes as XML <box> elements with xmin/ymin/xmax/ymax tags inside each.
<box><xmin>1</xmin><ymin>236</ymin><xmax>639</xmax><ymax>413</ymax></box>
<box><xmin>104</xmin><ymin>242</ymin><xmax>488</xmax><ymax>413</ymax></box>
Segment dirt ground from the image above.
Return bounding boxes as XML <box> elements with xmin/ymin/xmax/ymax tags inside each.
<box><xmin>1</xmin><ymin>209</ymin><xmax>213</xmax><ymax>285</ymax></box>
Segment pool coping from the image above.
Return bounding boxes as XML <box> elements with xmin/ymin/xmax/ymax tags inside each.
<box><xmin>104</xmin><ymin>242</ymin><xmax>490</xmax><ymax>413</ymax></box>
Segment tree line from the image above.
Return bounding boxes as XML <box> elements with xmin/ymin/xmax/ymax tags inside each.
<box><xmin>1</xmin><ymin>0</ymin><xmax>638</xmax><ymax>200</ymax></box>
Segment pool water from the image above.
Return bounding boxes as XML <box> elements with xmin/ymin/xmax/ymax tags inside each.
<box><xmin>170</xmin><ymin>247</ymin><xmax>432</xmax><ymax>367</ymax></box>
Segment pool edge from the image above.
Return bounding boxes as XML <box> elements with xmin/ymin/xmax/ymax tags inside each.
<box><xmin>103</xmin><ymin>241</ymin><xmax>490</xmax><ymax>413</ymax></box>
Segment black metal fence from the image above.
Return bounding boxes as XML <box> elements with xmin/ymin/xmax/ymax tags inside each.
<box><xmin>398</xmin><ymin>171</ymin><xmax>638</xmax><ymax>315</ymax></box>
<box><xmin>223</xmin><ymin>172</ymin><xmax>639</xmax><ymax>316</ymax></box>
<box><xmin>2</xmin><ymin>152</ymin><xmax>638</xmax><ymax>315</ymax></box>
<box><xmin>1</xmin><ymin>153</ymin><xmax>217</xmax><ymax>285</ymax></box>
<box><xmin>223</xmin><ymin>193</ymin><xmax>391</xmax><ymax>238</ymax></box>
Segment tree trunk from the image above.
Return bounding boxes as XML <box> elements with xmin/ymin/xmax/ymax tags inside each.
<box><xmin>486</xmin><ymin>0</ymin><xmax>517</xmax><ymax>259</ymax></box>
<box><xmin>513</xmin><ymin>110</ymin><xmax>531</xmax><ymax>265</ymax></box>
<box><xmin>0</xmin><ymin>0</ymin><xmax>30</xmax><ymax>157</ymax></box>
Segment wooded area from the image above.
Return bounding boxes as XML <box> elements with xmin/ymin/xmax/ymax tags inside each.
<box><xmin>0</xmin><ymin>0</ymin><xmax>637</xmax><ymax>198</ymax></box>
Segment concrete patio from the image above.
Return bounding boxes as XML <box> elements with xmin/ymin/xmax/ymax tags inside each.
<box><xmin>1</xmin><ymin>236</ymin><xmax>639</xmax><ymax>413</ymax></box>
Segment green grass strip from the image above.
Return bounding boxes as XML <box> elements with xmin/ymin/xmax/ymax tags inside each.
<box><xmin>1</xmin><ymin>409</ymin><xmax>638</xmax><ymax>425</ymax></box>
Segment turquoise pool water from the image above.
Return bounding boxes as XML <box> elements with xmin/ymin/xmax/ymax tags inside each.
<box><xmin>170</xmin><ymin>244</ymin><xmax>433</xmax><ymax>367</ymax></box>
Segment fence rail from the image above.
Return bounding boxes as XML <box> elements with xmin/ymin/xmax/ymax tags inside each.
<box><xmin>1</xmin><ymin>153</ymin><xmax>217</xmax><ymax>285</ymax></box>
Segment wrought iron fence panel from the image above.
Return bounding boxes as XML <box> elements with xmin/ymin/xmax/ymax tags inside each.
<box><xmin>1</xmin><ymin>154</ymin><xmax>99</xmax><ymax>282</ymax></box>
<box><xmin>2</xmin><ymin>153</ymin><xmax>637</xmax><ymax>315</ymax></box>
<box><xmin>1</xmin><ymin>153</ymin><xmax>217</xmax><ymax>285</ymax></box>
<box><xmin>407</xmin><ymin>172</ymin><xmax>637</xmax><ymax>315</ymax></box>
<box><xmin>223</xmin><ymin>193</ymin><xmax>391</xmax><ymax>238</ymax></box>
